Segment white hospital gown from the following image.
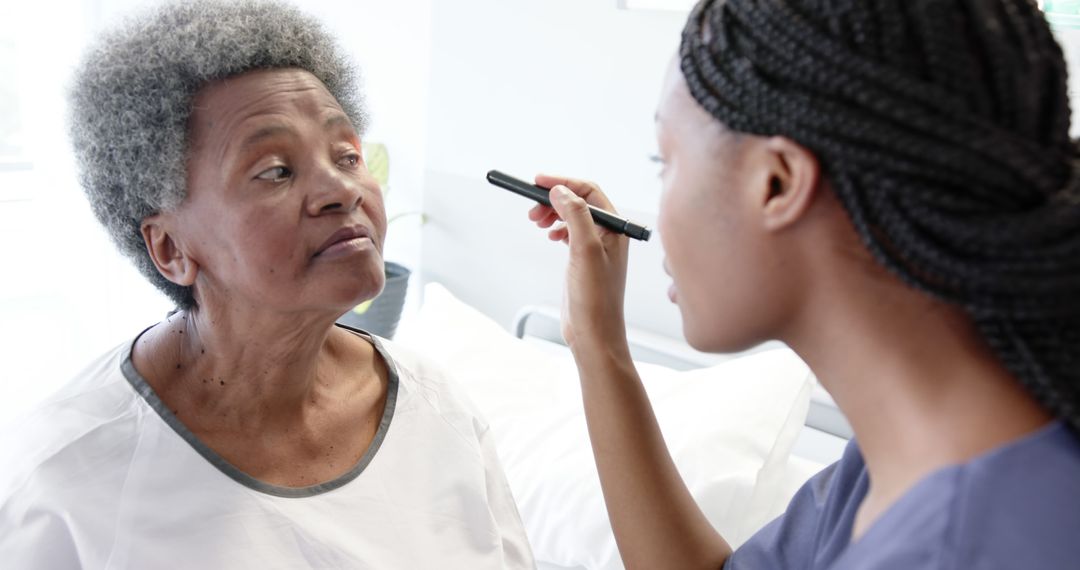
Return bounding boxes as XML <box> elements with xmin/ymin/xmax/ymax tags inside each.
<box><xmin>0</xmin><ymin>328</ymin><xmax>535</xmax><ymax>569</ymax></box>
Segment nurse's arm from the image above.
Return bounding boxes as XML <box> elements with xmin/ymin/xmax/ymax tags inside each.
<box><xmin>573</xmin><ymin>345</ymin><xmax>732</xmax><ymax>570</ymax></box>
<box><xmin>544</xmin><ymin>179</ymin><xmax>733</xmax><ymax>569</ymax></box>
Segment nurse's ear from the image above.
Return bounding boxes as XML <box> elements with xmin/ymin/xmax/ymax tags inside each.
<box><xmin>141</xmin><ymin>213</ymin><xmax>199</xmax><ymax>287</ymax></box>
<box><xmin>755</xmin><ymin>136</ymin><xmax>822</xmax><ymax>232</ymax></box>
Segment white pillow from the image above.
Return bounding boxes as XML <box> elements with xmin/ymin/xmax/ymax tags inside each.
<box><xmin>395</xmin><ymin>283</ymin><xmax>817</xmax><ymax>570</ymax></box>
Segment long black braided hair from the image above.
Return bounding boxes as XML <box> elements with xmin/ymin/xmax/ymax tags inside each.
<box><xmin>680</xmin><ymin>0</ymin><xmax>1080</xmax><ymax>431</ymax></box>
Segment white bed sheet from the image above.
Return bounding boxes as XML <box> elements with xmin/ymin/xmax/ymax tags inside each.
<box><xmin>396</xmin><ymin>283</ymin><xmax>834</xmax><ymax>569</ymax></box>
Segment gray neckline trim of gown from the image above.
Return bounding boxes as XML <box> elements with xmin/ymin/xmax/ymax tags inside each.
<box><xmin>120</xmin><ymin>323</ymin><xmax>399</xmax><ymax>499</ymax></box>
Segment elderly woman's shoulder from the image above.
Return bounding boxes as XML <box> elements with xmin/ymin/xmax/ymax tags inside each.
<box><xmin>371</xmin><ymin>335</ymin><xmax>491</xmax><ymax>425</ymax></box>
<box><xmin>0</xmin><ymin>341</ymin><xmax>142</xmax><ymax>502</ymax></box>
<box><xmin>374</xmin><ymin>335</ymin><xmax>452</xmax><ymax>383</ymax></box>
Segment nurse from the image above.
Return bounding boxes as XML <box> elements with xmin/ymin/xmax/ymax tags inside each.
<box><xmin>0</xmin><ymin>1</ymin><xmax>533</xmax><ymax>567</ymax></box>
<box><xmin>528</xmin><ymin>1</ymin><xmax>1080</xmax><ymax>568</ymax></box>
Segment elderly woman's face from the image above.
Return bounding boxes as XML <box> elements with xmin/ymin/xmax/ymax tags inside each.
<box><xmin>176</xmin><ymin>68</ymin><xmax>386</xmax><ymax>313</ymax></box>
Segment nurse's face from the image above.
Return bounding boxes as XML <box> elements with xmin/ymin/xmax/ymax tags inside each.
<box><xmin>654</xmin><ymin>59</ymin><xmax>787</xmax><ymax>352</ymax></box>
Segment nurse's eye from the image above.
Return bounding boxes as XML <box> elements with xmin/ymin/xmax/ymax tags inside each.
<box><xmin>256</xmin><ymin>165</ymin><xmax>292</xmax><ymax>182</ymax></box>
<box><xmin>649</xmin><ymin>153</ymin><xmax>666</xmax><ymax>176</ymax></box>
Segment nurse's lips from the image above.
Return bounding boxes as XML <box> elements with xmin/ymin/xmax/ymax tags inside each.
<box><xmin>314</xmin><ymin>225</ymin><xmax>373</xmax><ymax>259</ymax></box>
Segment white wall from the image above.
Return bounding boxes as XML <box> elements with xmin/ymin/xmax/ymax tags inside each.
<box><xmin>421</xmin><ymin>0</ymin><xmax>691</xmax><ymax>337</ymax></box>
<box><xmin>1056</xmin><ymin>27</ymin><xmax>1080</xmax><ymax>136</ymax></box>
<box><xmin>0</xmin><ymin>1</ymin><xmax>144</xmax><ymax>428</ymax></box>
<box><xmin>0</xmin><ymin>0</ymin><xmax>432</xmax><ymax>427</ymax></box>
<box><xmin>425</xmin><ymin>0</ymin><xmax>686</xmax><ymax>214</ymax></box>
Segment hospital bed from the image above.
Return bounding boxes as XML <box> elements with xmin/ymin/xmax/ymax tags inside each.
<box><xmin>395</xmin><ymin>283</ymin><xmax>852</xmax><ymax>570</ymax></box>
<box><xmin>512</xmin><ymin>305</ymin><xmax>851</xmax><ymax>466</ymax></box>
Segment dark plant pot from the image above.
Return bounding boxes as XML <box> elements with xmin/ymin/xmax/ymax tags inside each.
<box><xmin>337</xmin><ymin>261</ymin><xmax>412</xmax><ymax>338</ymax></box>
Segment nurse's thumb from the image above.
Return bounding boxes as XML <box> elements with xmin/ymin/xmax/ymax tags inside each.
<box><xmin>551</xmin><ymin>185</ymin><xmax>602</xmax><ymax>257</ymax></box>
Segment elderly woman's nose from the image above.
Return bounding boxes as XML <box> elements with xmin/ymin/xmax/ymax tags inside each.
<box><xmin>308</xmin><ymin>165</ymin><xmax>368</xmax><ymax>214</ymax></box>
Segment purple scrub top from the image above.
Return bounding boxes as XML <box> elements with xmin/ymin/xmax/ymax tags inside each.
<box><xmin>726</xmin><ymin>421</ymin><xmax>1080</xmax><ymax>569</ymax></box>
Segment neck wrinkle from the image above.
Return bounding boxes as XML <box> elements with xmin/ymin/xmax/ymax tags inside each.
<box><xmin>160</xmin><ymin>300</ymin><xmax>347</xmax><ymax>430</ymax></box>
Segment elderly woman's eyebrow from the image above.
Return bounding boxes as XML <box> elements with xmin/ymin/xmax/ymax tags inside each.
<box><xmin>324</xmin><ymin>112</ymin><xmax>360</xmax><ymax>141</ymax></box>
<box><xmin>239</xmin><ymin>124</ymin><xmax>293</xmax><ymax>153</ymax></box>
<box><xmin>324</xmin><ymin>113</ymin><xmax>352</xmax><ymax>130</ymax></box>
<box><xmin>236</xmin><ymin>113</ymin><xmax>355</xmax><ymax>155</ymax></box>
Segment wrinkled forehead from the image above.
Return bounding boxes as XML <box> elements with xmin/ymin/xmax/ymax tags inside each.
<box><xmin>188</xmin><ymin>68</ymin><xmax>351</xmax><ymax>149</ymax></box>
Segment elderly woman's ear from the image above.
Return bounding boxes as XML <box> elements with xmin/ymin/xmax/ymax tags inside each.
<box><xmin>141</xmin><ymin>214</ymin><xmax>198</xmax><ymax>288</ymax></box>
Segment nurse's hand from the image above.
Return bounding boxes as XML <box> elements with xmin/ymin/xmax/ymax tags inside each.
<box><xmin>528</xmin><ymin>174</ymin><xmax>629</xmax><ymax>355</ymax></box>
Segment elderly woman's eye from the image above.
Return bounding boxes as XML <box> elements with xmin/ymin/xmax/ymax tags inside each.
<box><xmin>256</xmin><ymin>166</ymin><xmax>291</xmax><ymax>182</ymax></box>
<box><xmin>339</xmin><ymin>153</ymin><xmax>361</xmax><ymax>168</ymax></box>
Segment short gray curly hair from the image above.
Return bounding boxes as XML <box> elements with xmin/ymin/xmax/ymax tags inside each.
<box><xmin>69</xmin><ymin>0</ymin><xmax>367</xmax><ymax>309</ymax></box>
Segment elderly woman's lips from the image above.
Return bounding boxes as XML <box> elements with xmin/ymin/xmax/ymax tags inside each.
<box><xmin>315</xmin><ymin>225</ymin><xmax>373</xmax><ymax>258</ymax></box>
<box><xmin>315</xmin><ymin>236</ymin><xmax>374</xmax><ymax>260</ymax></box>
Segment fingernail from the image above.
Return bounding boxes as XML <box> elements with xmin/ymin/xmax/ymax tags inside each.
<box><xmin>552</xmin><ymin>185</ymin><xmax>571</xmax><ymax>202</ymax></box>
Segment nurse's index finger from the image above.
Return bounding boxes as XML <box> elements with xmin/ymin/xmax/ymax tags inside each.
<box><xmin>534</xmin><ymin>174</ymin><xmax>615</xmax><ymax>212</ymax></box>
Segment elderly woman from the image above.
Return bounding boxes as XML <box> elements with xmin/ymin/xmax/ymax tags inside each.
<box><xmin>0</xmin><ymin>1</ymin><xmax>533</xmax><ymax>568</ymax></box>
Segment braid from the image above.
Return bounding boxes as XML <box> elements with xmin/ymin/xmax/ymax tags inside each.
<box><xmin>679</xmin><ymin>0</ymin><xmax>1080</xmax><ymax>431</ymax></box>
